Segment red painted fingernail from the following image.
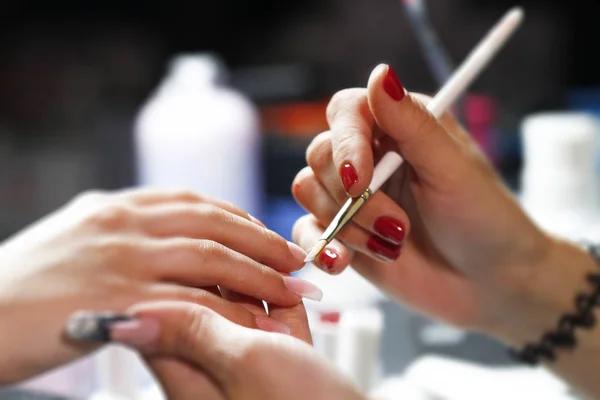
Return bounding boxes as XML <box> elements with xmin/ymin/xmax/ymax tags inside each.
<box><xmin>383</xmin><ymin>65</ymin><xmax>406</xmax><ymax>102</ymax></box>
<box><xmin>367</xmin><ymin>235</ymin><xmax>402</xmax><ymax>261</ymax></box>
<box><xmin>341</xmin><ymin>163</ymin><xmax>358</xmax><ymax>192</ymax></box>
<box><xmin>374</xmin><ymin>216</ymin><xmax>406</xmax><ymax>245</ymax></box>
<box><xmin>318</xmin><ymin>248</ymin><xmax>339</xmax><ymax>273</ymax></box>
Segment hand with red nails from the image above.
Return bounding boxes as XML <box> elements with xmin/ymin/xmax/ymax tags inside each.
<box><xmin>98</xmin><ymin>301</ymin><xmax>366</xmax><ymax>400</ymax></box>
<box><xmin>292</xmin><ymin>63</ymin><xmax>566</xmax><ymax>335</ymax></box>
<box><xmin>0</xmin><ymin>188</ymin><xmax>320</xmax><ymax>384</ymax></box>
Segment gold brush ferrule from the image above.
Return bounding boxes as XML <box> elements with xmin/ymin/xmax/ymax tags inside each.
<box><xmin>320</xmin><ymin>188</ymin><xmax>373</xmax><ymax>243</ymax></box>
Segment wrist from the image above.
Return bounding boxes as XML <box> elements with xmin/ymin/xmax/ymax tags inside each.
<box><xmin>481</xmin><ymin>235</ymin><xmax>600</xmax><ymax>348</ymax></box>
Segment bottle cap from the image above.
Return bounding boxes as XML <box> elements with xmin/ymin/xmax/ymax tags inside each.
<box><xmin>166</xmin><ymin>53</ymin><xmax>227</xmax><ymax>88</ymax></box>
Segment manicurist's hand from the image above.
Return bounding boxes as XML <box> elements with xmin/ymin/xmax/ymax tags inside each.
<box><xmin>292</xmin><ymin>64</ymin><xmax>591</xmax><ymax>344</ymax></box>
<box><xmin>0</xmin><ymin>188</ymin><xmax>319</xmax><ymax>383</ymax></box>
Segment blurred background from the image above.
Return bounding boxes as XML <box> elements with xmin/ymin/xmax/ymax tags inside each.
<box><xmin>2</xmin><ymin>0</ymin><xmax>600</xmax><ymax>237</ymax></box>
<box><xmin>3</xmin><ymin>0</ymin><xmax>600</xmax><ymax>398</ymax></box>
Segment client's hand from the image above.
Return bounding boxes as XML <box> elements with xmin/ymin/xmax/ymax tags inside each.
<box><xmin>292</xmin><ymin>64</ymin><xmax>590</xmax><ymax>344</ymax></box>
<box><xmin>67</xmin><ymin>301</ymin><xmax>366</xmax><ymax>400</ymax></box>
<box><xmin>0</xmin><ymin>188</ymin><xmax>317</xmax><ymax>383</ymax></box>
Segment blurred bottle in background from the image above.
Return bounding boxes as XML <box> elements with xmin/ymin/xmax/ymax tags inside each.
<box><xmin>134</xmin><ymin>53</ymin><xmax>262</xmax><ymax>217</ymax></box>
<box><xmin>520</xmin><ymin>112</ymin><xmax>600</xmax><ymax>242</ymax></box>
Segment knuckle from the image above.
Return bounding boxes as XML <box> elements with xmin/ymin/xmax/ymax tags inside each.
<box><xmin>166</xmin><ymin>188</ymin><xmax>204</xmax><ymax>202</ymax></box>
<box><xmin>91</xmin><ymin>236</ymin><xmax>135</xmax><ymax>260</ymax></box>
<box><xmin>87</xmin><ymin>204</ymin><xmax>135</xmax><ymax>231</ymax></box>
<box><xmin>230</xmin><ymin>340</ymin><xmax>267</xmax><ymax>374</ymax></box>
<box><xmin>326</xmin><ymin>88</ymin><xmax>366</xmax><ymax>124</ymax></box>
<box><xmin>196</xmin><ymin>239</ymin><xmax>227</xmax><ymax>261</ymax></box>
<box><xmin>305</xmin><ymin>132</ymin><xmax>332</xmax><ymax>168</ymax></box>
<box><xmin>333</xmin><ymin>133</ymin><xmax>357</xmax><ymax>161</ymax></box>
<box><xmin>197</xmin><ymin>203</ymin><xmax>226</xmax><ymax>220</ymax></box>
<box><xmin>172</xmin><ymin>305</ymin><xmax>212</xmax><ymax>353</ymax></box>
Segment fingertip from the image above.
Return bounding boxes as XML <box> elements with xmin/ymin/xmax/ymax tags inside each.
<box><xmin>310</xmin><ymin>243</ymin><xmax>352</xmax><ymax>275</ymax></box>
<box><xmin>367</xmin><ymin>63</ymin><xmax>389</xmax><ymax>91</ymax></box>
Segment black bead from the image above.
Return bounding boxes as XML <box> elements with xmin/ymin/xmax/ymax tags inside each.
<box><xmin>509</xmin><ymin>345</ymin><xmax>539</xmax><ymax>365</ymax></box>
<box><xmin>535</xmin><ymin>341</ymin><xmax>556</xmax><ymax>361</ymax></box>
<box><xmin>547</xmin><ymin>330</ymin><xmax>577</xmax><ymax>348</ymax></box>
<box><xmin>558</xmin><ymin>315</ymin><xmax>577</xmax><ymax>332</ymax></box>
<box><xmin>589</xmin><ymin>290</ymin><xmax>600</xmax><ymax>306</ymax></box>
<box><xmin>574</xmin><ymin>310</ymin><xmax>596</xmax><ymax>328</ymax></box>
<box><xmin>587</xmin><ymin>274</ymin><xmax>600</xmax><ymax>288</ymax></box>
<box><xmin>576</xmin><ymin>294</ymin><xmax>595</xmax><ymax>313</ymax></box>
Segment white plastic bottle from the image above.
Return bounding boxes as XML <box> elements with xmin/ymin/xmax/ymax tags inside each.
<box><xmin>134</xmin><ymin>52</ymin><xmax>262</xmax><ymax>217</ymax></box>
<box><xmin>520</xmin><ymin>112</ymin><xmax>600</xmax><ymax>241</ymax></box>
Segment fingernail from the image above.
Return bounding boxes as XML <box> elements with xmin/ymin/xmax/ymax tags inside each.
<box><xmin>383</xmin><ymin>65</ymin><xmax>407</xmax><ymax>102</ymax></box>
<box><xmin>367</xmin><ymin>235</ymin><xmax>402</xmax><ymax>261</ymax></box>
<box><xmin>283</xmin><ymin>276</ymin><xmax>323</xmax><ymax>301</ymax></box>
<box><xmin>373</xmin><ymin>216</ymin><xmax>406</xmax><ymax>245</ymax></box>
<box><xmin>255</xmin><ymin>316</ymin><xmax>291</xmax><ymax>335</ymax></box>
<box><xmin>287</xmin><ymin>242</ymin><xmax>307</xmax><ymax>263</ymax></box>
<box><xmin>341</xmin><ymin>163</ymin><xmax>358</xmax><ymax>193</ymax></box>
<box><xmin>248</xmin><ymin>214</ymin><xmax>266</xmax><ymax>228</ymax></box>
<box><xmin>110</xmin><ymin>318</ymin><xmax>161</xmax><ymax>347</ymax></box>
<box><xmin>318</xmin><ymin>248</ymin><xmax>339</xmax><ymax>273</ymax></box>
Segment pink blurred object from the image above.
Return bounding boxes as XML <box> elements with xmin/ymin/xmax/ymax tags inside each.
<box><xmin>464</xmin><ymin>94</ymin><xmax>498</xmax><ymax>163</ymax></box>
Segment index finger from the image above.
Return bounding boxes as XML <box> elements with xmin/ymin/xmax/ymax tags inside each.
<box><xmin>326</xmin><ymin>88</ymin><xmax>376</xmax><ymax>197</ymax></box>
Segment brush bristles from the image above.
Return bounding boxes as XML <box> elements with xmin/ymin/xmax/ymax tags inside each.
<box><xmin>304</xmin><ymin>240</ymin><xmax>328</xmax><ymax>263</ymax></box>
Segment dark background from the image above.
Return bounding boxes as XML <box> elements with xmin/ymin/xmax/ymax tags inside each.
<box><xmin>0</xmin><ymin>0</ymin><xmax>597</xmax><ymax>238</ymax></box>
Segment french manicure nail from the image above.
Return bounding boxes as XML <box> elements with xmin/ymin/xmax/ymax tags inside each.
<box><xmin>367</xmin><ymin>235</ymin><xmax>402</xmax><ymax>261</ymax></box>
<box><xmin>255</xmin><ymin>316</ymin><xmax>292</xmax><ymax>335</ymax></box>
<box><xmin>283</xmin><ymin>276</ymin><xmax>323</xmax><ymax>302</ymax></box>
<box><xmin>341</xmin><ymin>163</ymin><xmax>358</xmax><ymax>192</ymax></box>
<box><xmin>110</xmin><ymin>318</ymin><xmax>161</xmax><ymax>347</ymax></box>
<box><xmin>374</xmin><ymin>216</ymin><xmax>406</xmax><ymax>245</ymax></box>
<box><xmin>287</xmin><ymin>242</ymin><xmax>307</xmax><ymax>263</ymax></box>
<box><xmin>318</xmin><ymin>248</ymin><xmax>339</xmax><ymax>273</ymax></box>
<box><xmin>383</xmin><ymin>65</ymin><xmax>407</xmax><ymax>102</ymax></box>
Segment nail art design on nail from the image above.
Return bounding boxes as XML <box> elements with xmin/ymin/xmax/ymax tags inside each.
<box><xmin>367</xmin><ymin>235</ymin><xmax>402</xmax><ymax>261</ymax></box>
<box><xmin>341</xmin><ymin>163</ymin><xmax>358</xmax><ymax>192</ymax></box>
<box><xmin>319</xmin><ymin>248</ymin><xmax>339</xmax><ymax>273</ymax></box>
<box><xmin>383</xmin><ymin>65</ymin><xmax>407</xmax><ymax>102</ymax></box>
<box><xmin>65</xmin><ymin>312</ymin><xmax>133</xmax><ymax>342</ymax></box>
<box><xmin>283</xmin><ymin>276</ymin><xmax>323</xmax><ymax>301</ymax></box>
<box><xmin>374</xmin><ymin>216</ymin><xmax>406</xmax><ymax>245</ymax></box>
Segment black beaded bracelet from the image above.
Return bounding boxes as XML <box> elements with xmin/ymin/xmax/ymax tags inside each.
<box><xmin>509</xmin><ymin>243</ymin><xmax>600</xmax><ymax>365</ymax></box>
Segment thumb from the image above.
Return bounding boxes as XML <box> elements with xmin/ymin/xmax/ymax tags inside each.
<box><xmin>115</xmin><ymin>301</ymin><xmax>254</xmax><ymax>386</ymax></box>
<box><xmin>367</xmin><ymin>63</ymin><xmax>471</xmax><ymax>189</ymax></box>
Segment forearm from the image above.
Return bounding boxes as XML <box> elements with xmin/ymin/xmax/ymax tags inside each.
<box><xmin>486</xmin><ymin>237</ymin><xmax>600</xmax><ymax>399</ymax></box>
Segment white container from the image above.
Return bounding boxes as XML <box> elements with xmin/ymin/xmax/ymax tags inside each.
<box><xmin>134</xmin><ymin>52</ymin><xmax>262</xmax><ymax>217</ymax></box>
<box><xmin>335</xmin><ymin>307</ymin><xmax>384</xmax><ymax>393</ymax></box>
<box><xmin>521</xmin><ymin>112</ymin><xmax>600</xmax><ymax>241</ymax></box>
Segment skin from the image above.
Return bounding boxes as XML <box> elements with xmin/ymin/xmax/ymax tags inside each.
<box><xmin>0</xmin><ymin>188</ymin><xmax>308</xmax><ymax>383</ymax></box>
<box><xmin>292</xmin><ymin>64</ymin><xmax>600</xmax><ymax>398</ymax></box>
<box><xmin>111</xmin><ymin>301</ymin><xmax>366</xmax><ymax>400</ymax></box>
